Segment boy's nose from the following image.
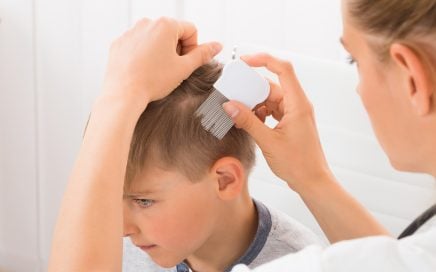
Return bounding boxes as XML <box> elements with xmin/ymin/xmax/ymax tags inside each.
<box><xmin>123</xmin><ymin>204</ymin><xmax>140</xmax><ymax>237</ymax></box>
<box><xmin>123</xmin><ymin>222</ymin><xmax>139</xmax><ymax>237</ymax></box>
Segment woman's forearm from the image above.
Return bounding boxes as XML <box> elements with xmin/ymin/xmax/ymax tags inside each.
<box><xmin>298</xmin><ymin>174</ymin><xmax>390</xmax><ymax>243</ymax></box>
<box><xmin>47</xmin><ymin>16</ymin><xmax>220</xmax><ymax>272</ymax></box>
<box><xmin>48</xmin><ymin>95</ymin><xmax>146</xmax><ymax>272</ymax></box>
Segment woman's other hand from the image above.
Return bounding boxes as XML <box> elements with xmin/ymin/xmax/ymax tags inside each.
<box><xmin>102</xmin><ymin>17</ymin><xmax>222</xmax><ymax>108</ymax></box>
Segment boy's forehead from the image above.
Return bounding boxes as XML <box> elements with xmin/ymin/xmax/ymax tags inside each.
<box><xmin>126</xmin><ymin>173</ymin><xmax>168</xmax><ymax>194</ymax></box>
<box><xmin>125</xmin><ymin>166</ymin><xmax>190</xmax><ymax>195</ymax></box>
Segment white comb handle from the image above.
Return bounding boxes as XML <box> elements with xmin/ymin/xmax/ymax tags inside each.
<box><xmin>213</xmin><ymin>59</ymin><xmax>270</xmax><ymax>109</ymax></box>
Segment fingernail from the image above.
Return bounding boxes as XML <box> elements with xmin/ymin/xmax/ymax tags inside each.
<box><xmin>211</xmin><ymin>42</ymin><xmax>223</xmax><ymax>55</ymax></box>
<box><xmin>223</xmin><ymin>102</ymin><xmax>239</xmax><ymax>118</ymax></box>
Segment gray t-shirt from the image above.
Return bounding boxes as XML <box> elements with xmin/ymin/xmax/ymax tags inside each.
<box><xmin>123</xmin><ymin>199</ymin><xmax>321</xmax><ymax>272</ymax></box>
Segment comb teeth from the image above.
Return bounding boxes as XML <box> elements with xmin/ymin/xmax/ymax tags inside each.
<box><xmin>195</xmin><ymin>88</ymin><xmax>234</xmax><ymax>140</ymax></box>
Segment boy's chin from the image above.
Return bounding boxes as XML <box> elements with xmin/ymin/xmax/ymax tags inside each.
<box><xmin>150</xmin><ymin>254</ymin><xmax>185</xmax><ymax>269</ymax></box>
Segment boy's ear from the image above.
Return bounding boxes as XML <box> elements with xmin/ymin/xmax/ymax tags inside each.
<box><xmin>390</xmin><ymin>43</ymin><xmax>434</xmax><ymax>116</ymax></box>
<box><xmin>209</xmin><ymin>157</ymin><xmax>246</xmax><ymax>200</ymax></box>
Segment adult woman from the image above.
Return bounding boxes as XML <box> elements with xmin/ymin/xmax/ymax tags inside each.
<box><xmin>48</xmin><ymin>0</ymin><xmax>436</xmax><ymax>271</ymax></box>
<box><xmin>224</xmin><ymin>0</ymin><xmax>436</xmax><ymax>271</ymax></box>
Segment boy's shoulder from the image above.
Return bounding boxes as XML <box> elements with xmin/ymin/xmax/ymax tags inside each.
<box><xmin>248</xmin><ymin>200</ymin><xmax>322</xmax><ymax>269</ymax></box>
<box><xmin>267</xmin><ymin>202</ymin><xmax>322</xmax><ymax>249</ymax></box>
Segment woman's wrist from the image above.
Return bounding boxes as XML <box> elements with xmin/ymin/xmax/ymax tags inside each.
<box><xmin>94</xmin><ymin>89</ymin><xmax>150</xmax><ymax>121</ymax></box>
<box><xmin>293</xmin><ymin>170</ymin><xmax>389</xmax><ymax>242</ymax></box>
<box><xmin>289</xmin><ymin>169</ymin><xmax>339</xmax><ymax>200</ymax></box>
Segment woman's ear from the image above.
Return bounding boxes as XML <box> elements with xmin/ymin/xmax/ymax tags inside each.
<box><xmin>390</xmin><ymin>43</ymin><xmax>434</xmax><ymax>116</ymax></box>
<box><xmin>209</xmin><ymin>157</ymin><xmax>246</xmax><ymax>200</ymax></box>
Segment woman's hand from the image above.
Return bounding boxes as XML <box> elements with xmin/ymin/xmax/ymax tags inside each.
<box><xmin>102</xmin><ymin>17</ymin><xmax>222</xmax><ymax>109</ymax></box>
<box><xmin>223</xmin><ymin>53</ymin><xmax>389</xmax><ymax>242</ymax></box>
<box><xmin>48</xmin><ymin>18</ymin><xmax>221</xmax><ymax>272</ymax></box>
<box><xmin>223</xmin><ymin>53</ymin><xmax>332</xmax><ymax>192</ymax></box>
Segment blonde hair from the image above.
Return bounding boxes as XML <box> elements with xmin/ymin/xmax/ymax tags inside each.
<box><xmin>125</xmin><ymin>62</ymin><xmax>255</xmax><ymax>186</ymax></box>
<box><xmin>347</xmin><ymin>0</ymin><xmax>436</xmax><ymax>66</ymax></box>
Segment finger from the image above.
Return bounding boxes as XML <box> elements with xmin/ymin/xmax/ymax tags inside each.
<box><xmin>132</xmin><ymin>17</ymin><xmax>152</xmax><ymax>30</ymax></box>
<box><xmin>241</xmin><ymin>53</ymin><xmax>297</xmax><ymax>88</ymax></box>
<box><xmin>222</xmin><ymin>101</ymin><xmax>272</xmax><ymax>147</ymax></box>
<box><xmin>264</xmin><ymin>80</ymin><xmax>284</xmax><ymax>119</ymax></box>
<box><xmin>176</xmin><ymin>43</ymin><xmax>182</xmax><ymax>55</ymax></box>
<box><xmin>181</xmin><ymin>42</ymin><xmax>222</xmax><ymax>75</ymax></box>
<box><xmin>120</xmin><ymin>17</ymin><xmax>152</xmax><ymax>40</ymax></box>
<box><xmin>266</xmin><ymin>79</ymin><xmax>282</xmax><ymax>103</ymax></box>
<box><xmin>150</xmin><ymin>18</ymin><xmax>197</xmax><ymax>54</ymax></box>
<box><xmin>177</xmin><ymin>21</ymin><xmax>222</xmax><ymax>56</ymax></box>
<box><xmin>255</xmin><ymin>106</ymin><xmax>269</xmax><ymax>123</ymax></box>
<box><xmin>177</xmin><ymin>20</ymin><xmax>198</xmax><ymax>53</ymax></box>
<box><xmin>240</xmin><ymin>53</ymin><xmax>306</xmax><ymax>105</ymax></box>
<box><xmin>254</xmin><ymin>80</ymin><xmax>284</xmax><ymax>120</ymax></box>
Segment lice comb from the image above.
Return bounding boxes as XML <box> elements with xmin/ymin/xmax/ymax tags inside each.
<box><xmin>195</xmin><ymin>59</ymin><xmax>270</xmax><ymax>140</ymax></box>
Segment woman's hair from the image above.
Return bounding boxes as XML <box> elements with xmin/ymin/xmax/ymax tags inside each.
<box><xmin>125</xmin><ymin>61</ymin><xmax>255</xmax><ymax>185</ymax></box>
<box><xmin>347</xmin><ymin>0</ymin><xmax>436</xmax><ymax>64</ymax></box>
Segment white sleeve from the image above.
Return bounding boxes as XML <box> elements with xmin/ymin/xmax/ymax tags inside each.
<box><xmin>231</xmin><ymin>227</ymin><xmax>436</xmax><ymax>272</ymax></box>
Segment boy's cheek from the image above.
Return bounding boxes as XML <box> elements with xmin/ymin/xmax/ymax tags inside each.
<box><xmin>152</xmin><ymin>205</ymin><xmax>214</xmax><ymax>246</ymax></box>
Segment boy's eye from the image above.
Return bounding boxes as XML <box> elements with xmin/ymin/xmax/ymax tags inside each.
<box><xmin>134</xmin><ymin>199</ymin><xmax>155</xmax><ymax>208</ymax></box>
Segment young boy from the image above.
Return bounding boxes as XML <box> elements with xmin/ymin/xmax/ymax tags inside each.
<box><xmin>122</xmin><ymin>61</ymin><xmax>320</xmax><ymax>272</ymax></box>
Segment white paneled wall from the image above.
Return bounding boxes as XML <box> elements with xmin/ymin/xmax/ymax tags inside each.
<box><xmin>1</xmin><ymin>1</ymin><xmax>435</xmax><ymax>272</ymax></box>
<box><xmin>0</xmin><ymin>1</ymin><xmax>39</xmax><ymax>270</ymax></box>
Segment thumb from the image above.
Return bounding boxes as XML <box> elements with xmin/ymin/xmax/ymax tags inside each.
<box><xmin>223</xmin><ymin>101</ymin><xmax>271</xmax><ymax>146</ymax></box>
<box><xmin>183</xmin><ymin>42</ymin><xmax>222</xmax><ymax>71</ymax></box>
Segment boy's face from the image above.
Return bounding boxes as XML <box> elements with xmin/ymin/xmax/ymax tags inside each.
<box><xmin>123</xmin><ymin>165</ymin><xmax>220</xmax><ymax>268</ymax></box>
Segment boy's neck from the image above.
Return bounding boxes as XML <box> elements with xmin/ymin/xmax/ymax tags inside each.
<box><xmin>185</xmin><ymin>194</ymin><xmax>258</xmax><ymax>272</ymax></box>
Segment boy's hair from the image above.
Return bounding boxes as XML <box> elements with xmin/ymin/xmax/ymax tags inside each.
<box><xmin>125</xmin><ymin>61</ymin><xmax>255</xmax><ymax>186</ymax></box>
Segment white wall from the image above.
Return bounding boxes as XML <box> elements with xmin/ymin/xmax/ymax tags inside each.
<box><xmin>0</xmin><ymin>1</ymin><xmax>434</xmax><ymax>271</ymax></box>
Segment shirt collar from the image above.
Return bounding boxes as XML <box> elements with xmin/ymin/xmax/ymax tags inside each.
<box><xmin>177</xmin><ymin>199</ymin><xmax>272</xmax><ymax>272</ymax></box>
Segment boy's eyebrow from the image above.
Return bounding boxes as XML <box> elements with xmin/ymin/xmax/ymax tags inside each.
<box><xmin>123</xmin><ymin>189</ymin><xmax>156</xmax><ymax>198</ymax></box>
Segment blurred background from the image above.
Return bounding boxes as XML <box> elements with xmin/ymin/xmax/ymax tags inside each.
<box><xmin>1</xmin><ymin>0</ymin><xmax>435</xmax><ymax>271</ymax></box>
